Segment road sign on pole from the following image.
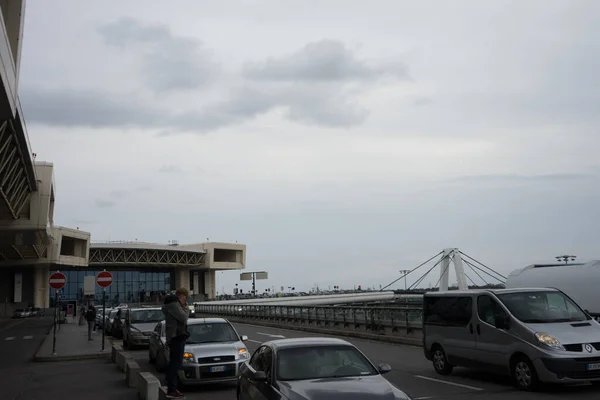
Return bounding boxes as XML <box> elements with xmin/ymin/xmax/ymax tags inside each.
<box><xmin>96</xmin><ymin>270</ymin><xmax>112</xmax><ymax>352</ymax></box>
<box><xmin>96</xmin><ymin>271</ymin><xmax>113</xmax><ymax>288</ymax></box>
<box><xmin>49</xmin><ymin>272</ymin><xmax>67</xmax><ymax>290</ymax></box>
<box><xmin>49</xmin><ymin>271</ymin><xmax>66</xmax><ymax>356</ymax></box>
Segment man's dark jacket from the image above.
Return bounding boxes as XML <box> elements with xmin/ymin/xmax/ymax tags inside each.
<box><xmin>162</xmin><ymin>295</ymin><xmax>189</xmax><ymax>343</ymax></box>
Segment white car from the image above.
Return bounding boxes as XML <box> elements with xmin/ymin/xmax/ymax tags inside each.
<box><xmin>149</xmin><ymin>317</ymin><xmax>249</xmax><ymax>385</ymax></box>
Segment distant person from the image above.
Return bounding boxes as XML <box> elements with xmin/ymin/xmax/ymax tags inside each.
<box><xmin>85</xmin><ymin>305</ymin><xmax>96</xmax><ymax>340</ymax></box>
<box><xmin>162</xmin><ymin>288</ymin><xmax>190</xmax><ymax>399</ymax></box>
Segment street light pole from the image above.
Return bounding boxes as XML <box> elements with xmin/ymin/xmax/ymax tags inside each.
<box><xmin>399</xmin><ymin>270</ymin><xmax>410</xmax><ymax>291</ymax></box>
<box><xmin>555</xmin><ymin>255</ymin><xmax>576</xmax><ymax>265</ymax></box>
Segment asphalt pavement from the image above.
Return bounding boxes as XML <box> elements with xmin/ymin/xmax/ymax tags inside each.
<box><xmin>0</xmin><ymin>316</ymin><xmax>138</xmax><ymax>400</ymax></box>
<box><xmin>0</xmin><ymin>316</ymin><xmax>53</xmax><ymax>369</ymax></box>
<box><xmin>123</xmin><ymin>321</ymin><xmax>600</xmax><ymax>400</ymax></box>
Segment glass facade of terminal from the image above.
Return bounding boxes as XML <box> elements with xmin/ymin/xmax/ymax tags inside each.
<box><xmin>49</xmin><ymin>269</ymin><xmax>174</xmax><ymax>306</ymax></box>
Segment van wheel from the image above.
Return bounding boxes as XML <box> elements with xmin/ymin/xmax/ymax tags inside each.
<box><xmin>512</xmin><ymin>356</ymin><xmax>539</xmax><ymax>391</ymax></box>
<box><xmin>432</xmin><ymin>346</ymin><xmax>453</xmax><ymax>375</ymax></box>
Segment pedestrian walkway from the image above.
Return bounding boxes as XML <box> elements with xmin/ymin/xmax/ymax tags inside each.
<box><xmin>34</xmin><ymin>318</ymin><xmax>111</xmax><ymax>362</ymax></box>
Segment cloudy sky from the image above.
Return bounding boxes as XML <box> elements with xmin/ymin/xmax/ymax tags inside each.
<box><xmin>19</xmin><ymin>0</ymin><xmax>600</xmax><ymax>294</ymax></box>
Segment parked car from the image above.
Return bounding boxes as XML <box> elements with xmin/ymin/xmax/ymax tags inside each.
<box><xmin>122</xmin><ymin>307</ymin><xmax>163</xmax><ymax>348</ymax></box>
<box><xmin>149</xmin><ymin>317</ymin><xmax>249</xmax><ymax>385</ymax></box>
<box><xmin>237</xmin><ymin>337</ymin><xmax>408</xmax><ymax>400</ymax></box>
<box><xmin>423</xmin><ymin>288</ymin><xmax>600</xmax><ymax>390</ymax></box>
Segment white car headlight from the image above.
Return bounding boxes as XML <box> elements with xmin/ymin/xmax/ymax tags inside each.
<box><xmin>535</xmin><ymin>332</ymin><xmax>564</xmax><ymax>351</ymax></box>
<box><xmin>238</xmin><ymin>348</ymin><xmax>250</xmax><ymax>359</ymax></box>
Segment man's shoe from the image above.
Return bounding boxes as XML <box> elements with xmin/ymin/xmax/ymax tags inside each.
<box><xmin>165</xmin><ymin>392</ymin><xmax>184</xmax><ymax>399</ymax></box>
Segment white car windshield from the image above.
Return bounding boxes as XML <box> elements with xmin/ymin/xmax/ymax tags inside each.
<box><xmin>186</xmin><ymin>322</ymin><xmax>239</xmax><ymax>344</ymax></box>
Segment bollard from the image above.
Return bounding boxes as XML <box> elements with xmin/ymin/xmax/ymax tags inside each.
<box><xmin>125</xmin><ymin>359</ymin><xmax>140</xmax><ymax>388</ymax></box>
<box><xmin>137</xmin><ymin>372</ymin><xmax>160</xmax><ymax>400</ymax></box>
<box><xmin>158</xmin><ymin>386</ymin><xmax>169</xmax><ymax>400</ymax></box>
<box><xmin>116</xmin><ymin>350</ymin><xmax>133</xmax><ymax>372</ymax></box>
<box><xmin>111</xmin><ymin>344</ymin><xmax>122</xmax><ymax>363</ymax></box>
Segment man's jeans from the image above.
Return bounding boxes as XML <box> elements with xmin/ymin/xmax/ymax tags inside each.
<box><xmin>166</xmin><ymin>336</ymin><xmax>186</xmax><ymax>393</ymax></box>
<box><xmin>87</xmin><ymin>321</ymin><xmax>94</xmax><ymax>340</ymax></box>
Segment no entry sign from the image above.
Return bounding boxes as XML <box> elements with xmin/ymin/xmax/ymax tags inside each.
<box><xmin>49</xmin><ymin>272</ymin><xmax>67</xmax><ymax>290</ymax></box>
<box><xmin>96</xmin><ymin>271</ymin><xmax>113</xmax><ymax>288</ymax></box>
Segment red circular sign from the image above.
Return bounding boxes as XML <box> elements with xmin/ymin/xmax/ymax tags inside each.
<box><xmin>49</xmin><ymin>272</ymin><xmax>67</xmax><ymax>290</ymax></box>
<box><xmin>96</xmin><ymin>271</ymin><xmax>113</xmax><ymax>288</ymax></box>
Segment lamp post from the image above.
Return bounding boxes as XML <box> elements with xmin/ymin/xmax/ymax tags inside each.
<box><xmin>555</xmin><ymin>255</ymin><xmax>576</xmax><ymax>265</ymax></box>
<box><xmin>399</xmin><ymin>270</ymin><xmax>410</xmax><ymax>291</ymax></box>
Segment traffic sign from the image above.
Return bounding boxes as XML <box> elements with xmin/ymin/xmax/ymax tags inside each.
<box><xmin>96</xmin><ymin>271</ymin><xmax>113</xmax><ymax>288</ymax></box>
<box><xmin>49</xmin><ymin>272</ymin><xmax>66</xmax><ymax>290</ymax></box>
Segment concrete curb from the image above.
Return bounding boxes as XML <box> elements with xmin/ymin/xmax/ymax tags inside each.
<box><xmin>30</xmin><ymin>324</ymin><xmax>54</xmax><ymax>362</ymax></box>
<box><xmin>33</xmin><ymin>352</ymin><xmax>111</xmax><ymax>363</ymax></box>
<box><xmin>224</xmin><ymin>317</ymin><xmax>422</xmax><ymax>346</ymax></box>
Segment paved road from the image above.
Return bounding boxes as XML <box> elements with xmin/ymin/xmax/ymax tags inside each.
<box><xmin>0</xmin><ymin>316</ymin><xmax>53</xmax><ymax>369</ymax></box>
<box><xmin>124</xmin><ymin>321</ymin><xmax>600</xmax><ymax>400</ymax></box>
<box><xmin>0</xmin><ymin>316</ymin><xmax>138</xmax><ymax>400</ymax></box>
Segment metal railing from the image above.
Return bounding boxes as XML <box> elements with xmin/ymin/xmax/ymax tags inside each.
<box><xmin>195</xmin><ymin>304</ymin><xmax>424</xmax><ymax>339</ymax></box>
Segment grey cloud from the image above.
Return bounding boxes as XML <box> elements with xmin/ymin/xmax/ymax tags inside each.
<box><xmin>96</xmin><ymin>17</ymin><xmax>219</xmax><ymax>93</ymax></box>
<box><xmin>452</xmin><ymin>173</ymin><xmax>594</xmax><ymax>183</ymax></box>
<box><xmin>244</xmin><ymin>39</ymin><xmax>409</xmax><ymax>82</ymax></box>
<box><xmin>95</xmin><ymin>199</ymin><xmax>116</xmax><ymax>208</ymax></box>
<box><xmin>413</xmin><ymin>96</ymin><xmax>433</xmax><ymax>107</ymax></box>
<box><xmin>110</xmin><ymin>190</ymin><xmax>127</xmax><ymax>198</ymax></box>
<box><xmin>21</xmin><ymin>82</ymin><xmax>369</xmax><ymax>132</ymax></box>
<box><xmin>136</xmin><ymin>186</ymin><xmax>153</xmax><ymax>192</ymax></box>
<box><xmin>20</xmin><ymin>86</ymin><xmax>162</xmax><ymax>129</ymax></box>
<box><xmin>158</xmin><ymin>165</ymin><xmax>183</xmax><ymax>173</ymax></box>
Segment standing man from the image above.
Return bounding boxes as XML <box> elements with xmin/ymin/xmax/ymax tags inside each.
<box><xmin>85</xmin><ymin>305</ymin><xmax>96</xmax><ymax>340</ymax></box>
<box><xmin>162</xmin><ymin>288</ymin><xmax>190</xmax><ymax>399</ymax></box>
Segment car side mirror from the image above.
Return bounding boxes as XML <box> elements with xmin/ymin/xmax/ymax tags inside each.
<box><xmin>378</xmin><ymin>363</ymin><xmax>392</xmax><ymax>375</ymax></box>
<box><xmin>253</xmin><ymin>371</ymin><xmax>268</xmax><ymax>381</ymax></box>
<box><xmin>240</xmin><ymin>335</ymin><xmax>248</xmax><ymax>341</ymax></box>
<box><xmin>494</xmin><ymin>315</ymin><xmax>510</xmax><ymax>330</ymax></box>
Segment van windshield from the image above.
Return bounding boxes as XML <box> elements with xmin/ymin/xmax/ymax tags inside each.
<box><xmin>497</xmin><ymin>291</ymin><xmax>588</xmax><ymax>323</ymax></box>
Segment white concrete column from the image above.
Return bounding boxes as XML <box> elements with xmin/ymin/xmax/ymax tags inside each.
<box><xmin>204</xmin><ymin>270</ymin><xmax>216</xmax><ymax>300</ymax></box>
<box><xmin>453</xmin><ymin>251</ymin><xmax>469</xmax><ymax>290</ymax></box>
<box><xmin>33</xmin><ymin>265</ymin><xmax>49</xmax><ymax>308</ymax></box>
<box><xmin>174</xmin><ymin>268</ymin><xmax>190</xmax><ymax>291</ymax></box>
<box><xmin>193</xmin><ymin>272</ymin><xmax>199</xmax><ymax>294</ymax></box>
<box><xmin>439</xmin><ymin>249</ymin><xmax>453</xmax><ymax>292</ymax></box>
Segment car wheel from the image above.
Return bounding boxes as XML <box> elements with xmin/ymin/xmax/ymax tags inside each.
<box><xmin>512</xmin><ymin>356</ymin><xmax>539</xmax><ymax>391</ymax></box>
<box><xmin>432</xmin><ymin>346</ymin><xmax>453</xmax><ymax>375</ymax></box>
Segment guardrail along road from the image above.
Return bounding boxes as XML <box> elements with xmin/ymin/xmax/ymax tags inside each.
<box><xmin>195</xmin><ymin>303</ymin><xmax>424</xmax><ymax>344</ymax></box>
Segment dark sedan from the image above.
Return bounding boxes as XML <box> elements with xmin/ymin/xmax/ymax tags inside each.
<box><xmin>237</xmin><ymin>337</ymin><xmax>412</xmax><ymax>400</ymax></box>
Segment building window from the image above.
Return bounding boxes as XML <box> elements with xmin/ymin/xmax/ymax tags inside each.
<box><xmin>50</xmin><ymin>269</ymin><xmax>175</xmax><ymax>306</ymax></box>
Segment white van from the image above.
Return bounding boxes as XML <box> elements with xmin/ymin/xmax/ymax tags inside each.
<box><xmin>506</xmin><ymin>260</ymin><xmax>600</xmax><ymax>319</ymax></box>
<box><xmin>423</xmin><ymin>288</ymin><xmax>600</xmax><ymax>390</ymax></box>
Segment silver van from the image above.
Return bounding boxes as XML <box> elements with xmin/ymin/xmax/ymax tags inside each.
<box><xmin>423</xmin><ymin>288</ymin><xmax>600</xmax><ymax>390</ymax></box>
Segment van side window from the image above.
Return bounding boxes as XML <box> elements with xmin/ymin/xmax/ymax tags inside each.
<box><xmin>424</xmin><ymin>296</ymin><xmax>472</xmax><ymax>327</ymax></box>
<box><xmin>477</xmin><ymin>295</ymin><xmax>506</xmax><ymax>326</ymax></box>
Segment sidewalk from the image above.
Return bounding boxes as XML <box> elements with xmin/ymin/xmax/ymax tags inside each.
<box><xmin>34</xmin><ymin>318</ymin><xmax>112</xmax><ymax>362</ymax></box>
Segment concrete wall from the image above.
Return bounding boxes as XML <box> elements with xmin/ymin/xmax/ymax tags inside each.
<box><xmin>0</xmin><ymin>0</ymin><xmax>24</xmax><ymax>119</ymax></box>
<box><xmin>0</xmin><ymin>162</ymin><xmax>55</xmax><ymax>230</ymax></box>
<box><xmin>181</xmin><ymin>242</ymin><xmax>246</xmax><ymax>271</ymax></box>
<box><xmin>47</xmin><ymin>226</ymin><xmax>90</xmax><ymax>267</ymax></box>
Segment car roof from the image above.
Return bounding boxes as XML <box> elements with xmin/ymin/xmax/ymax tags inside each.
<box><xmin>424</xmin><ymin>287</ymin><xmax>559</xmax><ymax>297</ymax></box>
<box><xmin>187</xmin><ymin>317</ymin><xmax>229</xmax><ymax>325</ymax></box>
<box><xmin>129</xmin><ymin>307</ymin><xmax>162</xmax><ymax>312</ymax></box>
<box><xmin>264</xmin><ymin>337</ymin><xmax>352</xmax><ymax>350</ymax></box>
